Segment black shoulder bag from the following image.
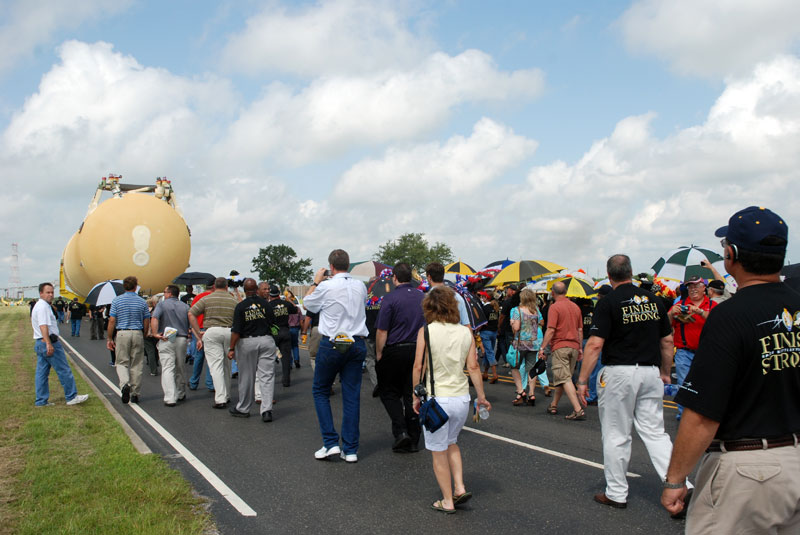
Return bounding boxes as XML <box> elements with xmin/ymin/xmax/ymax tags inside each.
<box><xmin>418</xmin><ymin>325</ymin><xmax>450</xmax><ymax>433</ymax></box>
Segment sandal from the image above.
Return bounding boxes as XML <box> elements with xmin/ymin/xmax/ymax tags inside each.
<box><xmin>512</xmin><ymin>391</ymin><xmax>527</xmax><ymax>406</ymax></box>
<box><xmin>546</xmin><ymin>404</ymin><xmax>558</xmax><ymax>415</ymax></box>
<box><xmin>544</xmin><ymin>386</ymin><xmax>553</xmax><ymax>397</ymax></box>
<box><xmin>489</xmin><ymin>375</ymin><xmax>498</xmax><ymax>384</ymax></box>
<box><xmin>431</xmin><ymin>500</ymin><xmax>456</xmax><ymax>514</ymax></box>
<box><xmin>527</xmin><ymin>395</ymin><xmax>536</xmax><ymax>406</ymax></box>
<box><xmin>565</xmin><ymin>409</ymin><xmax>586</xmax><ymax>421</ymax></box>
<box><xmin>453</xmin><ymin>491</ymin><xmax>473</xmax><ymax>506</ymax></box>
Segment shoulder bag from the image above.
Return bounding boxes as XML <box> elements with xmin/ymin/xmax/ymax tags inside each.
<box><xmin>417</xmin><ymin>324</ymin><xmax>450</xmax><ymax>433</ymax></box>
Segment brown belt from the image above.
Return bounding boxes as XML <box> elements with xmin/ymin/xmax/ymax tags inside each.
<box><xmin>706</xmin><ymin>433</ymin><xmax>799</xmax><ymax>453</ymax></box>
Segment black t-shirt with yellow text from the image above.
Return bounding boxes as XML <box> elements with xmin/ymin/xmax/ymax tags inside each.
<box><xmin>676</xmin><ymin>282</ymin><xmax>800</xmax><ymax>440</ymax></box>
<box><xmin>589</xmin><ymin>283</ymin><xmax>671</xmax><ymax>366</ymax></box>
<box><xmin>266</xmin><ymin>298</ymin><xmax>298</xmax><ymax>329</ymax></box>
<box><xmin>231</xmin><ymin>296</ymin><xmax>275</xmax><ymax>338</ymax></box>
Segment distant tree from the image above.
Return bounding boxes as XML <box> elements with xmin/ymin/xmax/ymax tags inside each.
<box><xmin>374</xmin><ymin>233</ymin><xmax>454</xmax><ymax>273</ymax></box>
<box><xmin>252</xmin><ymin>244</ymin><xmax>313</xmax><ymax>287</ymax></box>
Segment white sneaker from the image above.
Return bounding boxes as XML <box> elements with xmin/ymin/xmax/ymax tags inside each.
<box><xmin>66</xmin><ymin>394</ymin><xmax>89</xmax><ymax>406</ymax></box>
<box><xmin>314</xmin><ymin>445</ymin><xmax>341</xmax><ymax>460</ymax></box>
<box><xmin>340</xmin><ymin>452</ymin><xmax>358</xmax><ymax>463</ymax></box>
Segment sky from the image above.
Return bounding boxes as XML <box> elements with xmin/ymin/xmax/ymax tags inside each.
<box><xmin>2</xmin><ymin>0</ymin><xmax>800</xmax><ymax>294</ymax></box>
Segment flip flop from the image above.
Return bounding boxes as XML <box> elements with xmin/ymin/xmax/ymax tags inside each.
<box><xmin>430</xmin><ymin>500</ymin><xmax>456</xmax><ymax>514</ymax></box>
<box><xmin>453</xmin><ymin>491</ymin><xmax>473</xmax><ymax>506</ymax></box>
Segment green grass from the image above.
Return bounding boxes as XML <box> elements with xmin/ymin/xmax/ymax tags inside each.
<box><xmin>0</xmin><ymin>308</ymin><xmax>214</xmax><ymax>535</ymax></box>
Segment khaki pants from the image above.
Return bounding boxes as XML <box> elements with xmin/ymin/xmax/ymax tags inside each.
<box><xmin>115</xmin><ymin>330</ymin><xmax>144</xmax><ymax>396</ymax></box>
<box><xmin>157</xmin><ymin>336</ymin><xmax>188</xmax><ymax>404</ymax></box>
<box><xmin>203</xmin><ymin>326</ymin><xmax>232</xmax><ymax>405</ymax></box>
<box><xmin>687</xmin><ymin>444</ymin><xmax>800</xmax><ymax>534</ymax></box>
<box><xmin>308</xmin><ymin>326</ymin><xmax>321</xmax><ymax>371</ymax></box>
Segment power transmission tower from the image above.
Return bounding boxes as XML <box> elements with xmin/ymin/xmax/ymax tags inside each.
<box><xmin>9</xmin><ymin>243</ymin><xmax>21</xmax><ymax>298</ymax></box>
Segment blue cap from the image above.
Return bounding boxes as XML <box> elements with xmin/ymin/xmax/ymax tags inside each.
<box><xmin>715</xmin><ymin>206</ymin><xmax>788</xmax><ymax>254</ymax></box>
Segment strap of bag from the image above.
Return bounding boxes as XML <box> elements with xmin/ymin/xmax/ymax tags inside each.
<box><xmin>424</xmin><ymin>324</ymin><xmax>436</xmax><ymax>398</ymax></box>
<box><xmin>679</xmin><ymin>296</ymin><xmax>688</xmax><ymax>348</ymax></box>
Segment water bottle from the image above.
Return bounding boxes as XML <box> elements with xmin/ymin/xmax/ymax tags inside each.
<box><xmin>664</xmin><ymin>384</ymin><xmax>679</xmax><ymax>397</ymax></box>
<box><xmin>475</xmin><ymin>399</ymin><xmax>489</xmax><ymax>420</ymax></box>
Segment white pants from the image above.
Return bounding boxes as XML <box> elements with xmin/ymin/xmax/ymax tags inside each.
<box><xmin>598</xmin><ymin>364</ymin><xmax>677</xmax><ymax>502</ymax></box>
<box><xmin>157</xmin><ymin>336</ymin><xmax>188</xmax><ymax>404</ymax></box>
<box><xmin>203</xmin><ymin>327</ymin><xmax>232</xmax><ymax>405</ymax></box>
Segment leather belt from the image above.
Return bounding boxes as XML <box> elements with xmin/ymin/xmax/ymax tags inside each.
<box><xmin>706</xmin><ymin>433</ymin><xmax>799</xmax><ymax>453</ymax></box>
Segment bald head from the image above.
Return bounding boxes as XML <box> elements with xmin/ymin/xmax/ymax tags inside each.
<box><xmin>243</xmin><ymin>278</ymin><xmax>258</xmax><ymax>295</ymax></box>
<box><xmin>552</xmin><ymin>281</ymin><xmax>567</xmax><ymax>296</ymax></box>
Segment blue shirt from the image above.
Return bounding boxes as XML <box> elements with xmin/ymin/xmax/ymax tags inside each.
<box><xmin>375</xmin><ymin>283</ymin><xmax>425</xmax><ymax>345</ymax></box>
<box><xmin>110</xmin><ymin>291</ymin><xmax>150</xmax><ymax>330</ymax></box>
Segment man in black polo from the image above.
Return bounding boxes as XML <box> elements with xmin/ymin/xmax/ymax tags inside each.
<box><xmin>375</xmin><ymin>262</ymin><xmax>425</xmax><ymax>453</ymax></box>
<box><xmin>229</xmin><ymin>279</ymin><xmax>278</xmax><ymax>421</ymax></box>
<box><xmin>496</xmin><ymin>284</ymin><xmax>519</xmax><ymax>367</ymax></box>
<box><xmin>662</xmin><ymin>207</ymin><xmax>800</xmax><ymax>531</ymax></box>
<box><xmin>265</xmin><ymin>283</ymin><xmax>299</xmax><ymax>387</ymax></box>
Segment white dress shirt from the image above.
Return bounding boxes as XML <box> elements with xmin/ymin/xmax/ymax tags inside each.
<box><xmin>303</xmin><ymin>273</ymin><xmax>368</xmax><ymax>338</ymax></box>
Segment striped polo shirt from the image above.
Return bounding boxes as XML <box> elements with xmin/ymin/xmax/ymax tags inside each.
<box><xmin>189</xmin><ymin>291</ymin><xmax>237</xmax><ymax>328</ymax></box>
<box><xmin>109</xmin><ymin>291</ymin><xmax>150</xmax><ymax>330</ymax></box>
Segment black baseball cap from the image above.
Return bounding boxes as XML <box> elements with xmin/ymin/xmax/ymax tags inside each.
<box><xmin>708</xmin><ymin>280</ymin><xmax>725</xmax><ymax>292</ymax></box>
<box><xmin>715</xmin><ymin>206</ymin><xmax>788</xmax><ymax>254</ymax></box>
<box><xmin>269</xmin><ymin>284</ymin><xmax>281</xmax><ymax>297</ymax></box>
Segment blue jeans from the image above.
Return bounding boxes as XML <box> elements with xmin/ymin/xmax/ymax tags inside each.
<box><xmin>35</xmin><ymin>339</ymin><xmax>78</xmax><ymax>405</ymax></box>
<box><xmin>586</xmin><ymin>353</ymin><xmax>604</xmax><ymax>402</ymax></box>
<box><xmin>479</xmin><ymin>331</ymin><xmax>497</xmax><ymax>366</ymax></box>
<box><xmin>312</xmin><ymin>337</ymin><xmax>366</xmax><ymax>454</ymax></box>
<box><xmin>57</xmin><ymin>311</ymin><xmax>65</xmax><ymax>323</ymax></box>
<box><xmin>71</xmin><ymin>318</ymin><xmax>81</xmax><ymax>336</ymax></box>
<box><xmin>289</xmin><ymin>326</ymin><xmax>300</xmax><ymax>363</ymax></box>
<box><xmin>674</xmin><ymin>348</ymin><xmax>695</xmax><ymax>420</ymax></box>
<box><xmin>188</xmin><ymin>333</ymin><xmax>214</xmax><ymax>390</ymax></box>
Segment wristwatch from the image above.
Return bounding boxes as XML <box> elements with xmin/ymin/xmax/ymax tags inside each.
<box><xmin>663</xmin><ymin>477</ymin><xmax>684</xmax><ymax>489</ymax></box>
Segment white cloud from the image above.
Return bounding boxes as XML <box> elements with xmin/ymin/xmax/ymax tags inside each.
<box><xmin>219</xmin><ymin>50</ymin><xmax>544</xmax><ymax>165</ymax></box>
<box><xmin>220</xmin><ymin>0</ymin><xmax>433</xmax><ymax>77</ymax></box>
<box><xmin>618</xmin><ymin>0</ymin><xmax>800</xmax><ymax>78</ymax></box>
<box><xmin>0</xmin><ymin>0</ymin><xmax>131</xmax><ymax>75</ymax></box>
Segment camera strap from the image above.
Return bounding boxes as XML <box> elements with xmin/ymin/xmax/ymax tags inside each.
<box><xmin>424</xmin><ymin>324</ymin><xmax>436</xmax><ymax>398</ymax></box>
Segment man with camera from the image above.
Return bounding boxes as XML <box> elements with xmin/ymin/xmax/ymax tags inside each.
<box><xmin>303</xmin><ymin>249</ymin><xmax>368</xmax><ymax>463</ymax></box>
<box><xmin>662</xmin><ymin>207</ymin><xmax>800</xmax><ymax>531</ymax></box>
<box><xmin>375</xmin><ymin>262</ymin><xmax>425</xmax><ymax>453</ymax></box>
<box><xmin>32</xmin><ymin>283</ymin><xmax>89</xmax><ymax>407</ymax></box>
<box><xmin>667</xmin><ymin>275</ymin><xmax>716</xmax><ymax>421</ymax></box>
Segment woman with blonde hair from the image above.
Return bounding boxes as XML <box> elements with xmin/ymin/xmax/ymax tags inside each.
<box><xmin>412</xmin><ymin>287</ymin><xmax>491</xmax><ymax>514</ymax></box>
<box><xmin>509</xmin><ymin>288</ymin><xmax>541</xmax><ymax>406</ymax></box>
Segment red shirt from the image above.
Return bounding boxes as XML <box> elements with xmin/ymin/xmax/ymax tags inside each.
<box><xmin>671</xmin><ymin>295</ymin><xmax>715</xmax><ymax>350</ymax></box>
<box><xmin>191</xmin><ymin>290</ymin><xmax>213</xmax><ymax>329</ymax></box>
<box><xmin>547</xmin><ymin>298</ymin><xmax>583</xmax><ymax>350</ymax></box>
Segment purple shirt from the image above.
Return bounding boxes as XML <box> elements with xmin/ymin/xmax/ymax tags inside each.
<box><xmin>376</xmin><ymin>283</ymin><xmax>425</xmax><ymax>345</ymax></box>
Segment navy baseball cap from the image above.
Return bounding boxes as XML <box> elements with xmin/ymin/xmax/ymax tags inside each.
<box><xmin>715</xmin><ymin>206</ymin><xmax>788</xmax><ymax>254</ymax></box>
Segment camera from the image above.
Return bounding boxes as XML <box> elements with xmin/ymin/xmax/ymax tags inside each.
<box><xmin>680</xmin><ymin>305</ymin><xmax>689</xmax><ymax>313</ymax></box>
<box><xmin>413</xmin><ymin>384</ymin><xmax>427</xmax><ymax>398</ymax></box>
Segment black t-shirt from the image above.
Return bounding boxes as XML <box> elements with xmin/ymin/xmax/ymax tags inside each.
<box><xmin>266</xmin><ymin>298</ymin><xmax>298</xmax><ymax>329</ymax></box>
<box><xmin>365</xmin><ymin>304</ymin><xmax>381</xmax><ymax>339</ymax></box>
<box><xmin>54</xmin><ymin>300</ymin><xmax>65</xmax><ymax>312</ymax></box>
<box><xmin>231</xmin><ymin>296</ymin><xmax>275</xmax><ymax>338</ymax></box>
<box><xmin>590</xmin><ymin>283</ymin><xmax>670</xmax><ymax>366</ymax></box>
<box><xmin>69</xmin><ymin>301</ymin><xmax>86</xmax><ymax>319</ymax></box>
<box><xmin>180</xmin><ymin>293</ymin><xmax>195</xmax><ymax>305</ymax></box>
<box><xmin>579</xmin><ymin>301</ymin><xmax>594</xmax><ymax>340</ymax></box>
<box><xmin>675</xmin><ymin>282</ymin><xmax>800</xmax><ymax>440</ymax></box>
<box><xmin>482</xmin><ymin>302</ymin><xmax>499</xmax><ymax>332</ymax></box>
<box><xmin>499</xmin><ymin>298</ymin><xmax>514</xmax><ymax>333</ymax></box>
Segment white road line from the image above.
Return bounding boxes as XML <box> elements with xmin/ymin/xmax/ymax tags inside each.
<box><xmin>61</xmin><ymin>338</ymin><xmax>258</xmax><ymax>517</ymax></box>
<box><xmin>463</xmin><ymin>426</ymin><xmax>641</xmax><ymax>478</ymax></box>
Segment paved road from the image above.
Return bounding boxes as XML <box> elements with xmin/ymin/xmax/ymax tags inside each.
<box><xmin>63</xmin><ymin>333</ymin><xmax>688</xmax><ymax>535</ymax></box>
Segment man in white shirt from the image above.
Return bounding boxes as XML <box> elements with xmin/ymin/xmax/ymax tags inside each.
<box><xmin>31</xmin><ymin>283</ymin><xmax>89</xmax><ymax>407</ymax></box>
<box><xmin>303</xmin><ymin>249</ymin><xmax>368</xmax><ymax>463</ymax></box>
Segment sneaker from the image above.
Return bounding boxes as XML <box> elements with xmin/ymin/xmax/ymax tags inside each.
<box><xmin>66</xmin><ymin>394</ymin><xmax>89</xmax><ymax>406</ymax></box>
<box><xmin>294</xmin><ymin>361</ymin><xmax>301</xmax><ymax>369</ymax></box>
<box><xmin>121</xmin><ymin>384</ymin><xmax>131</xmax><ymax>404</ymax></box>
<box><xmin>340</xmin><ymin>452</ymin><xmax>358</xmax><ymax>463</ymax></box>
<box><xmin>314</xmin><ymin>445</ymin><xmax>341</xmax><ymax>460</ymax></box>
<box><xmin>262</xmin><ymin>410</ymin><xmax>273</xmax><ymax>422</ymax></box>
<box><xmin>229</xmin><ymin>407</ymin><xmax>250</xmax><ymax>418</ymax></box>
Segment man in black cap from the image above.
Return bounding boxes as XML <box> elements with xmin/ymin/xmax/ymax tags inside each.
<box><xmin>496</xmin><ymin>284</ymin><xmax>519</xmax><ymax>368</ymax></box>
<box><xmin>662</xmin><ymin>206</ymin><xmax>800</xmax><ymax>530</ymax></box>
<box><xmin>706</xmin><ymin>279</ymin><xmax>727</xmax><ymax>303</ymax></box>
<box><xmin>265</xmin><ymin>283</ymin><xmax>299</xmax><ymax>387</ymax></box>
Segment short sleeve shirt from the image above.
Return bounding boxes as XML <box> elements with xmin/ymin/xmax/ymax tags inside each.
<box><xmin>231</xmin><ymin>296</ymin><xmax>274</xmax><ymax>338</ymax></box>
<box><xmin>510</xmin><ymin>306</ymin><xmax>539</xmax><ymax>351</ymax></box>
<box><xmin>675</xmin><ymin>283</ymin><xmax>800</xmax><ymax>440</ymax></box>
<box><xmin>375</xmin><ymin>283</ymin><xmax>425</xmax><ymax>345</ymax></box>
<box><xmin>590</xmin><ymin>283</ymin><xmax>671</xmax><ymax>366</ymax></box>
<box><xmin>547</xmin><ymin>299</ymin><xmax>583</xmax><ymax>350</ymax></box>
<box><xmin>32</xmin><ymin>299</ymin><xmax>58</xmax><ymax>339</ymax></box>
<box><xmin>482</xmin><ymin>302</ymin><xmax>499</xmax><ymax>332</ymax></box>
<box><xmin>152</xmin><ymin>297</ymin><xmax>190</xmax><ymax>336</ymax></box>
<box><xmin>109</xmin><ymin>292</ymin><xmax>150</xmax><ymax>330</ymax></box>
<box><xmin>190</xmin><ymin>291</ymin><xmax>237</xmax><ymax>328</ymax></box>
<box><xmin>266</xmin><ymin>299</ymin><xmax>298</xmax><ymax>329</ymax></box>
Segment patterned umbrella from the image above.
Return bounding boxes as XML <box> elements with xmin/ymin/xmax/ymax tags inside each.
<box><xmin>349</xmin><ymin>261</ymin><xmax>391</xmax><ymax>279</ymax></box>
<box><xmin>444</xmin><ymin>261</ymin><xmax>476</xmax><ymax>275</ymax></box>
<box><xmin>486</xmin><ymin>260</ymin><xmax>565</xmax><ymax>287</ymax></box>
<box><xmin>85</xmin><ymin>280</ymin><xmax>125</xmax><ymax>306</ymax></box>
<box><xmin>444</xmin><ymin>281</ymin><xmax>487</xmax><ymax>330</ymax></box>
<box><xmin>651</xmin><ymin>245</ymin><xmax>725</xmax><ymax>282</ymax></box>
<box><xmin>483</xmin><ymin>259</ymin><xmax>514</xmax><ymax>270</ymax></box>
<box><xmin>547</xmin><ymin>277</ymin><xmax>597</xmax><ymax>298</ymax></box>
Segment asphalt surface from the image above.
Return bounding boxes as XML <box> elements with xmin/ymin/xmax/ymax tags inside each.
<box><xmin>63</xmin><ymin>330</ymin><xmax>689</xmax><ymax>535</ymax></box>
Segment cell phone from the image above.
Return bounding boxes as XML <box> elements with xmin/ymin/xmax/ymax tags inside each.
<box><xmin>323</xmin><ymin>270</ymin><xmax>330</xmax><ymax>277</ymax></box>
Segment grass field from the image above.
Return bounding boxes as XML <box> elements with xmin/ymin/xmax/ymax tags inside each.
<box><xmin>0</xmin><ymin>307</ymin><xmax>214</xmax><ymax>535</ymax></box>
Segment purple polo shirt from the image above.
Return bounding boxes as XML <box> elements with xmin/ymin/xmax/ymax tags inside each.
<box><xmin>375</xmin><ymin>283</ymin><xmax>425</xmax><ymax>345</ymax></box>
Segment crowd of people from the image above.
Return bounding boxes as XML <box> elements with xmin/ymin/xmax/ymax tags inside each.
<box><xmin>29</xmin><ymin>206</ymin><xmax>800</xmax><ymax>532</ymax></box>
